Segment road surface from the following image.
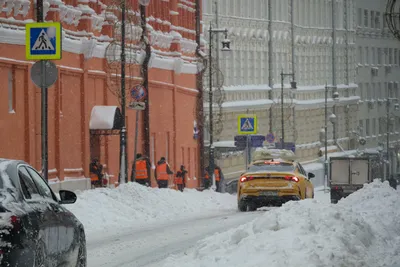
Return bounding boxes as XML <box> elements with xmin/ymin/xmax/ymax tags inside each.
<box><xmin>87</xmin><ymin>210</ymin><xmax>268</xmax><ymax>267</ymax></box>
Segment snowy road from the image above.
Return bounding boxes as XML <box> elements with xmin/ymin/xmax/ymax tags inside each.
<box><xmin>87</xmin><ymin>210</ymin><xmax>267</xmax><ymax>267</ymax></box>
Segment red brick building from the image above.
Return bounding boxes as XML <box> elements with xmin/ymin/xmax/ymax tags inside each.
<box><xmin>0</xmin><ymin>0</ymin><xmax>201</xmax><ymax>188</ymax></box>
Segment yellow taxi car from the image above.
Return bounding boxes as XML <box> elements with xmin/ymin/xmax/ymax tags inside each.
<box><xmin>237</xmin><ymin>149</ymin><xmax>315</xmax><ymax>211</ymax></box>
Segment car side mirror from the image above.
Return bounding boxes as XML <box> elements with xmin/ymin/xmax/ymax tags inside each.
<box><xmin>308</xmin><ymin>172</ymin><xmax>315</xmax><ymax>179</ymax></box>
<box><xmin>59</xmin><ymin>190</ymin><xmax>77</xmax><ymax>204</ymax></box>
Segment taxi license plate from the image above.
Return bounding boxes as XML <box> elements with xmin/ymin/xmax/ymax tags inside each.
<box><xmin>260</xmin><ymin>191</ymin><xmax>278</xmax><ymax>196</ymax></box>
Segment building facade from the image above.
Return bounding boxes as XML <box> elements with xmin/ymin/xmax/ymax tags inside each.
<box><xmin>0</xmin><ymin>0</ymin><xmax>201</xmax><ymax>188</ymax></box>
<box><xmin>355</xmin><ymin>0</ymin><xmax>400</xmax><ymax>173</ymax></box>
<box><xmin>202</xmin><ymin>0</ymin><xmax>400</xmax><ymax>177</ymax></box>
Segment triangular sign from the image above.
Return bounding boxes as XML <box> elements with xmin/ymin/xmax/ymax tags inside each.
<box><xmin>32</xmin><ymin>30</ymin><xmax>54</xmax><ymax>51</ymax></box>
<box><xmin>241</xmin><ymin>119</ymin><xmax>254</xmax><ymax>131</ymax></box>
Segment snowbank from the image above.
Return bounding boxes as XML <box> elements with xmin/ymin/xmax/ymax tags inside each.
<box><xmin>162</xmin><ymin>181</ymin><xmax>400</xmax><ymax>267</ymax></box>
<box><xmin>66</xmin><ymin>183</ymin><xmax>236</xmax><ymax>237</ymax></box>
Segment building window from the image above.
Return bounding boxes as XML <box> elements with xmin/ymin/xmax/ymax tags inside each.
<box><xmin>364</xmin><ymin>9</ymin><xmax>368</xmax><ymax>27</ymax></box>
<box><xmin>359</xmin><ymin>83</ymin><xmax>364</xmax><ymax>99</ymax></box>
<box><xmin>357</xmin><ymin>8</ymin><xmax>362</xmax><ymax>26</ymax></box>
<box><xmin>375</xmin><ymin>12</ymin><xmax>381</xmax><ymax>28</ymax></box>
<box><xmin>8</xmin><ymin>68</ymin><xmax>14</xmax><ymax>113</ymax></box>
<box><xmin>365</xmin><ymin>47</ymin><xmax>369</xmax><ymax>64</ymax></box>
<box><xmin>366</xmin><ymin>119</ymin><xmax>370</xmax><ymax>136</ymax></box>
<box><xmin>395</xmin><ymin>49</ymin><xmax>398</xmax><ymax>65</ymax></box>
<box><xmin>359</xmin><ymin>120</ymin><xmax>364</xmax><ymax>135</ymax></box>
<box><xmin>389</xmin><ymin>48</ymin><xmax>393</xmax><ymax>64</ymax></box>
<box><xmin>383</xmin><ymin>13</ymin><xmax>387</xmax><ymax>28</ymax></box>
<box><xmin>371</xmin><ymin>47</ymin><xmax>375</xmax><ymax>65</ymax></box>
<box><xmin>372</xmin><ymin>118</ymin><xmax>376</xmax><ymax>135</ymax></box>
<box><xmin>358</xmin><ymin>46</ymin><xmax>363</xmax><ymax>64</ymax></box>
<box><xmin>377</xmin><ymin>48</ymin><xmax>382</xmax><ymax>64</ymax></box>
<box><xmin>370</xmin><ymin>11</ymin><xmax>375</xmax><ymax>28</ymax></box>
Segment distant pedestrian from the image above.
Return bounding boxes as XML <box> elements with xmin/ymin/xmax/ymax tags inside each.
<box><xmin>155</xmin><ymin>157</ymin><xmax>173</xmax><ymax>188</ymax></box>
<box><xmin>175</xmin><ymin>165</ymin><xmax>188</xmax><ymax>192</ymax></box>
<box><xmin>204</xmin><ymin>167</ymin><xmax>211</xmax><ymax>189</ymax></box>
<box><xmin>214</xmin><ymin>165</ymin><xmax>224</xmax><ymax>193</ymax></box>
<box><xmin>89</xmin><ymin>158</ymin><xmax>103</xmax><ymax>188</ymax></box>
<box><xmin>132</xmin><ymin>153</ymin><xmax>151</xmax><ymax>186</ymax></box>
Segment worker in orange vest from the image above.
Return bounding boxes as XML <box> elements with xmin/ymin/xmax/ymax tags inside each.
<box><xmin>175</xmin><ymin>165</ymin><xmax>187</xmax><ymax>192</ymax></box>
<box><xmin>204</xmin><ymin>167</ymin><xmax>211</xmax><ymax>189</ymax></box>
<box><xmin>133</xmin><ymin>153</ymin><xmax>151</xmax><ymax>186</ymax></box>
<box><xmin>155</xmin><ymin>157</ymin><xmax>173</xmax><ymax>188</ymax></box>
<box><xmin>89</xmin><ymin>158</ymin><xmax>103</xmax><ymax>188</ymax></box>
<box><xmin>214</xmin><ymin>165</ymin><xmax>224</xmax><ymax>192</ymax></box>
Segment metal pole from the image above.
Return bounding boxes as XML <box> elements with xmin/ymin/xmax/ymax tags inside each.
<box><xmin>119</xmin><ymin>0</ymin><xmax>128</xmax><ymax>184</ymax></box>
<box><xmin>386</xmin><ymin>93</ymin><xmax>390</xmax><ymax>180</ymax></box>
<box><xmin>131</xmin><ymin>110</ymin><xmax>140</xmax><ymax>182</ymax></box>
<box><xmin>37</xmin><ymin>0</ymin><xmax>48</xmax><ymax>182</ymax></box>
<box><xmin>331</xmin><ymin>0</ymin><xmax>337</xmax><ymax>143</ymax></box>
<box><xmin>195</xmin><ymin>0</ymin><xmax>205</xmax><ymax>188</ymax></box>
<box><xmin>214</xmin><ymin>0</ymin><xmax>220</xmax><ymax>89</ymax></box>
<box><xmin>268</xmin><ymin>0</ymin><xmax>273</xmax><ymax>133</ymax></box>
<box><xmin>290</xmin><ymin>0</ymin><xmax>295</xmax><ymax>82</ymax></box>
<box><xmin>245</xmin><ymin>135</ymin><xmax>249</xmax><ymax>170</ymax></box>
<box><xmin>208</xmin><ymin>25</ymin><xmax>215</xmax><ymax>185</ymax></box>
<box><xmin>140</xmin><ymin>4</ymin><xmax>151</xmax><ymax>178</ymax></box>
<box><xmin>324</xmin><ymin>84</ymin><xmax>328</xmax><ymax>192</ymax></box>
<box><xmin>281</xmin><ymin>70</ymin><xmax>285</xmax><ymax>146</ymax></box>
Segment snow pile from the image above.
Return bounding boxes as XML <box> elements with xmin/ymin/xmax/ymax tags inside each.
<box><xmin>66</xmin><ymin>183</ymin><xmax>236</xmax><ymax>236</ymax></box>
<box><xmin>162</xmin><ymin>180</ymin><xmax>400</xmax><ymax>267</ymax></box>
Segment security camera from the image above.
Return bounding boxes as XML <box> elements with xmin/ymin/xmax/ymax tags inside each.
<box><xmin>395</xmin><ymin>103</ymin><xmax>399</xmax><ymax>110</ymax></box>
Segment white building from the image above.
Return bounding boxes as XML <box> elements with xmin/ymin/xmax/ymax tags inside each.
<box><xmin>355</xmin><ymin>0</ymin><xmax>400</xmax><ymax>174</ymax></box>
<box><xmin>202</xmin><ymin>0</ymin><xmax>400</xmax><ymax>177</ymax></box>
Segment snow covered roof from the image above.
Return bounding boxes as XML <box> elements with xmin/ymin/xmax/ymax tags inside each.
<box><xmin>89</xmin><ymin>106</ymin><xmax>123</xmax><ymax>130</ymax></box>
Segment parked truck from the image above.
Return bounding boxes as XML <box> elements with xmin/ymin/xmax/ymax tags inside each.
<box><xmin>329</xmin><ymin>157</ymin><xmax>372</xmax><ymax>203</ymax></box>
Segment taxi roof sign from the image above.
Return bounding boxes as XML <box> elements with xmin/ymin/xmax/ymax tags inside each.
<box><xmin>253</xmin><ymin>149</ymin><xmax>296</xmax><ymax>162</ymax></box>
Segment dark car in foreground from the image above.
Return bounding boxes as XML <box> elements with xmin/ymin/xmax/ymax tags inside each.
<box><xmin>0</xmin><ymin>159</ymin><xmax>86</xmax><ymax>267</ymax></box>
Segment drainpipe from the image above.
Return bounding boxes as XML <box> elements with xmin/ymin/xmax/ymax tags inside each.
<box><xmin>268</xmin><ymin>0</ymin><xmax>273</xmax><ymax>133</ymax></box>
<box><xmin>195</xmin><ymin>0</ymin><xmax>206</xmax><ymax>188</ymax></box>
<box><xmin>140</xmin><ymin>4</ymin><xmax>152</xmax><ymax>179</ymax></box>
<box><xmin>331</xmin><ymin>0</ymin><xmax>338</xmax><ymax>144</ymax></box>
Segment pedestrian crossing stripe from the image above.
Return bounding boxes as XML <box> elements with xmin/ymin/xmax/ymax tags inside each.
<box><xmin>32</xmin><ymin>29</ymin><xmax>55</xmax><ymax>51</ymax></box>
<box><xmin>237</xmin><ymin>115</ymin><xmax>257</xmax><ymax>135</ymax></box>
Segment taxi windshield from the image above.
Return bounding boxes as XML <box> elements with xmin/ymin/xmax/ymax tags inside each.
<box><xmin>248</xmin><ymin>161</ymin><xmax>295</xmax><ymax>172</ymax></box>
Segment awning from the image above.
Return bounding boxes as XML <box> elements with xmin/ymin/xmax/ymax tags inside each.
<box><xmin>89</xmin><ymin>106</ymin><xmax>123</xmax><ymax>133</ymax></box>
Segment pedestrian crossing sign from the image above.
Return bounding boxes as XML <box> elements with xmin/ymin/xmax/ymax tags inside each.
<box><xmin>26</xmin><ymin>22</ymin><xmax>62</xmax><ymax>60</ymax></box>
<box><xmin>237</xmin><ymin>114</ymin><xmax>257</xmax><ymax>135</ymax></box>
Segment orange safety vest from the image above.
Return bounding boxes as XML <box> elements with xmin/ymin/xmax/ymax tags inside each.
<box><xmin>214</xmin><ymin>169</ymin><xmax>220</xmax><ymax>181</ymax></box>
<box><xmin>136</xmin><ymin>160</ymin><xmax>148</xmax><ymax>179</ymax></box>
<box><xmin>204</xmin><ymin>171</ymin><xmax>210</xmax><ymax>180</ymax></box>
<box><xmin>156</xmin><ymin>163</ymin><xmax>169</xmax><ymax>180</ymax></box>
<box><xmin>175</xmin><ymin>171</ymin><xmax>184</xmax><ymax>185</ymax></box>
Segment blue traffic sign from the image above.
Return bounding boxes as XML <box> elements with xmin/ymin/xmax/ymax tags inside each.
<box><xmin>237</xmin><ymin>115</ymin><xmax>257</xmax><ymax>135</ymax></box>
<box><xmin>26</xmin><ymin>22</ymin><xmax>62</xmax><ymax>60</ymax></box>
<box><xmin>266</xmin><ymin>133</ymin><xmax>275</xmax><ymax>143</ymax></box>
<box><xmin>234</xmin><ymin>135</ymin><xmax>265</xmax><ymax>149</ymax></box>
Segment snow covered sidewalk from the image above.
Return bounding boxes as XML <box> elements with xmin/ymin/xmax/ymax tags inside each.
<box><xmin>66</xmin><ymin>183</ymin><xmax>237</xmax><ymax>237</ymax></box>
<box><xmin>161</xmin><ymin>181</ymin><xmax>400</xmax><ymax>267</ymax></box>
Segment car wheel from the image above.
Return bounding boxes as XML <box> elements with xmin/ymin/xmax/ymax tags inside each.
<box><xmin>238</xmin><ymin>200</ymin><xmax>247</xmax><ymax>212</ymax></box>
<box><xmin>76</xmin><ymin>232</ymin><xmax>87</xmax><ymax>267</ymax></box>
<box><xmin>34</xmin><ymin>240</ymin><xmax>46</xmax><ymax>267</ymax></box>
<box><xmin>247</xmin><ymin>203</ymin><xmax>257</xmax><ymax>212</ymax></box>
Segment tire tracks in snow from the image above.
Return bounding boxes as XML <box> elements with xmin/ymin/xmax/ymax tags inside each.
<box><xmin>87</xmin><ymin>209</ymin><xmax>274</xmax><ymax>267</ymax></box>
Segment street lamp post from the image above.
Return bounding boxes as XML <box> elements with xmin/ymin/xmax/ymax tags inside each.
<box><xmin>208</xmin><ymin>24</ymin><xmax>230</xmax><ymax>189</ymax></box>
<box><xmin>280</xmin><ymin>70</ymin><xmax>296</xmax><ymax>147</ymax></box>
<box><xmin>321</xmin><ymin>84</ymin><xmax>339</xmax><ymax>192</ymax></box>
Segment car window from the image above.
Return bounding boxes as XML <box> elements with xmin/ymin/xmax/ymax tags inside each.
<box><xmin>297</xmin><ymin>163</ymin><xmax>307</xmax><ymax>176</ymax></box>
<box><xmin>18</xmin><ymin>167</ymin><xmax>40</xmax><ymax>200</ymax></box>
<box><xmin>248</xmin><ymin>162</ymin><xmax>295</xmax><ymax>172</ymax></box>
<box><xmin>26</xmin><ymin>167</ymin><xmax>54</xmax><ymax>200</ymax></box>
